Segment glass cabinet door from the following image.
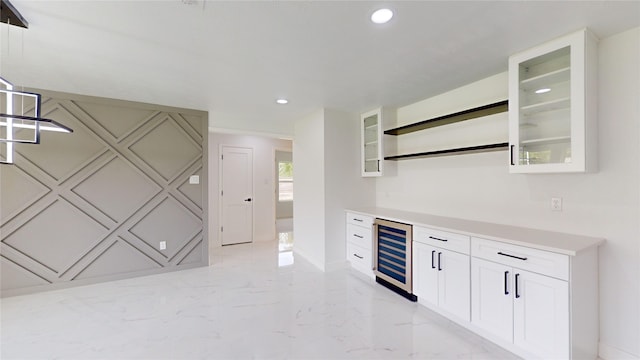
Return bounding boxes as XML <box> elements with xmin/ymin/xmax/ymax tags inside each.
<box><xmin>517</xmin><ymin>46</ymin><xmax>572</xmax><ymax>166</ymax></box>
<box><xmin>361</xmin><ymin>109</ymin><xmax>383</xmax><ymax>176</ymax></box>
<box><xmin>509</xmin><ymin>29</ymin><xmax>596</xmax><ymax>173</ymax></box>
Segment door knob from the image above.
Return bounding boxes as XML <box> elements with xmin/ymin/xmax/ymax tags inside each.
<box><xmin>244</xmin><ymin>198</ymin><xmax>252</xmax><ymax>202</ymax></box>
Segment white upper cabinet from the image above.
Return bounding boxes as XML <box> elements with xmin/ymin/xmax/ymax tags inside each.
<box><xmin>509</xmin><ymin>29</ymin><xmax>597</xmax><ymax>173</ymax></box>
<box><xmin>361</xmin><ymin>108</ymin><xmax>384</xmax><ymax>177</ymax></box>
<box><xmin>360</xmin><ymin>107</ymin><xmax>396</xmax><ymax>177</ymax></box>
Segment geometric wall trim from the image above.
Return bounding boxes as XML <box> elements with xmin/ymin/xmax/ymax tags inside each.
<box><xmin>0</xmin><ymin>89</ymin><xmax>208</xmax><ymax>297</ymax></box>
<box><xmin>178</xmin><ymin>167</ymin><xmax>203</xmax><ymax>210</ymax></box>
<box><xmin>129</xmin><ymin>196</ymin><xmax>202</xmax><ymax>260</ymax></box>
<box><xmin>129</xmin><ymin>117</ymin><xmax>201</xmax><ymax>183</ymax></box>
<box><xmin>72</xmin><ymin>238</ymin><xmax>162</xmax><ymax>281</ymax></box>
<box><xmin>0</xmin><ymin>256</ymin><xmax>51</xmax><ymax>289</ymax></box>
<box><xmin>2</xmin><ymin>199</ymin><xmax>109</xmax><ymax>274</ymax></box>
<box><xmin>0</xmin><ymin>163</ymin><xmax>51</xmax><ymax>224</ymax></box>
<box><xmin>71</xmin><ymin>156</ymin><xmax>162</xmax><ymax>223</ymax></box>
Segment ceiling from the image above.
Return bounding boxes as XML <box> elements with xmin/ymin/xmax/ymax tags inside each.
<box><xmin>1</xmin><ymin>1</ymin><xmax>639</xmax><ymax>136</ymax></box>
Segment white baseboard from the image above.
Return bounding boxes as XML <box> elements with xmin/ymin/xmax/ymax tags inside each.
<box><xmin>324</xmin><ymin>260</ymin><xmax>348</xmax><ymax>272</ymax></box>
<box><xmin>599</xmin><ymin>342</ymin><xmax>640</xmax><ymax>360</ymax></box>
<box><xmin>292</xmin><ymin>249</ymin><xmax>324</xmax><ymax>271</ymax></box>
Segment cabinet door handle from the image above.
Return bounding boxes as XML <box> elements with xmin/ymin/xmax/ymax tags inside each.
<box><xmin>429</xmin><ymin>236</ymin><xmax>448</xmax><ymax>242</ymax></box>
<box><xmin>353</xmin><ymin>254</ymin><xmax>363</xmax><ymax>259</ymax></box>
<box><xmin>497</xmin><ymin>252</ymin><xmax>528</xmax><ymax>261</ymax></box>
<box><xmin>431</xmin><ymin>250</ymin><xmax>436</xmax><ymax>269</ymax></box>
<box><xmin>510</xmin><ymin>145</ymin><xmax>515</xmax><ymax>166</ymax></box>
<box><xmin>377</xmin><ymin>160</ymin><xmax>380</xmax><ymax>172</ymax></box>
<box><xmin>437</xmin><ymin>252</ymin><xmax>442</xmax><ymax>271</ymax></box>
<box><xmin>515</xmin><ymin>273</ymin><xmax>521</xmax><ymax>298</ymax></box>
<box><xmin>353</xmin><ymin>218</ymin><xmax>363</xmax><ymax>222</ymax></box>
<box><xmin>353</xmin><ymin>234</ymin><xmax>363</xmax><ymax>238</ymax></box>
<box><xmin>504</xmin><ymin>271</ymin><xmax>509</xmax><ymax>295</ymax></box>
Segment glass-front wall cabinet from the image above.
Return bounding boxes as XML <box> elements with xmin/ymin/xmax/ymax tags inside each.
<box><xmin>509</xmin><ymin>29</ymin><xmax>596</xmax><ymax>173</ymax></box>
<box><xmin>361</xmin><ymin>109</ymin><xmax>383</xmax><ymax>177</ymax></box>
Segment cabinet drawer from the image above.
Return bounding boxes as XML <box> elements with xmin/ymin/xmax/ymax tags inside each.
<box><xmin>471</xmin><ymin>237</ymin><xmax>569</xmax><ymax>280</ymax></box>
<box><xmin>346</xmin><ymin>212</ymin><xmax>374</xmax><ymax>227</ymax></box>
<box><xmin>346</xmin><ymin>223</ymin><xmax>372</xmax><ymax>250</ymax></box>
<box><xmin>414</xmin><ymin>226</ymin><xmax>470</xmax><ymax>255</ymax></box>
<box><xmin>347</xmin><ymin>242</ymin><xmax>372</xmax><ymax>274</ymax></box>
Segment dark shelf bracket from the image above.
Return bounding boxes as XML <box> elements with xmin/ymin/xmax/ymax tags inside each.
<box><xmin>385</xmin><ymin>142</ymin><xmax>509</xmax><ymax>161</ymax></box>
<box><xmin>384</xmin><ymin>100</ymin><xmax>508</xmax><ymax>136</ymax></box>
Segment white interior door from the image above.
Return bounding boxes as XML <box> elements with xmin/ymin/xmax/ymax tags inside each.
<box><xmin>221</xmin><ymin>146</ymin><xmax>253</xmax><ymax>245</ymax></box>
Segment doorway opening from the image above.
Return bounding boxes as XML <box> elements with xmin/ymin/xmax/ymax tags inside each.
<box><xmin>275</xmin><ymin>150</ymin><xmax>293</xmax><ymax>266</ymax></box>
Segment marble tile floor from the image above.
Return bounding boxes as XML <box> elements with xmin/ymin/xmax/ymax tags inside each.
<box><xmin>1</xmin><ymin>239</ymin><xmax>520</xmax><ymax>359</ymax></box>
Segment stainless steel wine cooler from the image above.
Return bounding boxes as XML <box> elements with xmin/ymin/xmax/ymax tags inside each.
<box><xmin>373</xmin><ymin>218</ymin><xmax>416</xmax><ymax>301</ymax></box>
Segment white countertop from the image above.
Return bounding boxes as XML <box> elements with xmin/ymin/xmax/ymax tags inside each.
<box><xmin>346</xmin><ymin>207</ymin><xmax>604</xmax><ymax>256</ymax></box>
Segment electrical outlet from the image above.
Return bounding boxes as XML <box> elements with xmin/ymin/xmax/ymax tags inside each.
<box><xmin>189</xmin><ymin>175</ymin><xmax>199</xmax><ymax>184</ymax></box>
<box><xmin>159</xmin><ymin>241</ymin><xmax>166</xmax><ymax>250</ymax></box>
<box><xmin>551</xmin><ymin>197</ymin><xmax>563</xmax><ymax>211</ymax></box>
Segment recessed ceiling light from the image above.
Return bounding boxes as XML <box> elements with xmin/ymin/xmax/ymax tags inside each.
<box><xmin>535</xmin><ymin>88</ymin><xmax>551</xmax><ymax>94</ymax></box>
<box><xmin>276</xmin><ymin>99</ymin><xmax>288</xmax><ymax>104</ymax></box>
<box><xmin>371</xmin><ymin>8</ymin><xmax>393</xmax><ymax>24</ymax></box>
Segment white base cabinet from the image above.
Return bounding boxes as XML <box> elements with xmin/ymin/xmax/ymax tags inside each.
<box><xmin>513</xmin><ymin>269</ymin><xmax>569</xmax><ymax>358</ymax></box>
<box><xmin>345</xmin><ymin>212</ymin><xmax>374</xmax><ymax>278</ymax></box>
<box><xmin>471</xmin><ymin>237</ymin><xmax>594</xmax><ymax>360</ymax></box>
<box><xmin>471</xmin><ymin>258</ymin><xmax>570</xmax><ymax>359</ymax></box>
<box><xmin>471</xmin><ymin>258</ymin><xmax>514</xmax><ymax>341</ymax></box>
<box><xmin>413</xmin><ymin>227</ymin><xmax>471</xmax><ymax>321</ymax></box>
<box><xmin>346</xmin><ymin>207</ymin><xmax>601</xmax><ymax>360</ymax></box>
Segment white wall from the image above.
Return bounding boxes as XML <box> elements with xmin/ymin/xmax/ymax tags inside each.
<box><xmin>293</xmin><ymin>110</ymin><xmax>326</xmax><ymax>270</ymax></box>
<box><xmin>209</xmin><ymin>113</ymin><xmax>293</xmax><ymax>140</ymax></box>
<box><xmin>324</xmin><ymin>108</ymin><xmax>376</xmax><ymax>270</ymax></box>
<box><xmin>293</xmin><ymin>108</ymin><xmax>376</xmax><ymax>271</ymax></box>
<box><xmin>208</xmin><ymin>132</ymin><xmax>292</xmax><ymax>250</ymax></box>
<box><xmin>596</xmin><ymin>28</ymin><xmax>640</xmax><ymax>359</ymax></box>
<box><xmin>376</xmin><ymin>27</ymin><xmax>640</xmax><ymax>358</ymax></box>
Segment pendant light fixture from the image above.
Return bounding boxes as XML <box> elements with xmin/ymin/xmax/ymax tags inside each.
<box><xmin>1</xmin><ymin>0</ymin><xmax>73</xmax><ymax>165</ymax></box>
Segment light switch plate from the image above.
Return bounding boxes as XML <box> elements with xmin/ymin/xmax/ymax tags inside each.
<box><xmin>189</xmin><ymin>175</ymin><xmax>200</xmax><ymax>184</ymax></box>
<box><xmin>159</xmin><ymin>241</ymin><xmax>166</xmax><ymax>250</ymax></box>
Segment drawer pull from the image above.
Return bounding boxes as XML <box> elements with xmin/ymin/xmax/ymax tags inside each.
<box><xmin>437</xmin><ymin>252</ymin><xmax>442</xmax><ymax>271</ymax></box>
<box><xmin>429</xmin><ymin>236</ymin><xmax>448</xmax><ymax>242</ymax></box>
<box><xmin>431</xmin><ymin>250</ymin><xmax>436</xmax><ymax>269</ymax></box>
<box><xmin>353</xmin><ymin>254</ymin><xmax>363</xmax><ymax>259</ymax></box>
<box><xmin>515</xmin><ymin>273</ymin><xmax>521</xmax><ymax>298</ymax></box>
<box><xmin>504</xmin><ymin>271</ymin><xmax>509</xmax><ymax>295</ymax></box>
<box><xmin>353</xmin><ymin>234</ymin><xmax>364</xmax><ymax>238</ymax></box>
<box><xmin>498</xmin><ymin>251</ymin><xmax>528</xmax><ymax>261</ymax></box>
<box><xmin>353</xmin><ymin>218</ymin><xmax>363</xmax><ymax>222</ymax></box>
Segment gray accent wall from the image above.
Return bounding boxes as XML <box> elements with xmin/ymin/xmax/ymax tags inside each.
<box><xmin>0</xmin><ymin>90</ymin><xmax>208</xmax><ymax>297</ymax></box>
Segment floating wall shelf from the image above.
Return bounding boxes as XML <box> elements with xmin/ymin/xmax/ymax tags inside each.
<box><xmin>383</xmin><ymin>100</ymin><xmax>509</xmax><ymax>161</ymax></box>
<box><xmin>384</xmin><ymin>100</ymin><xmax>508</xmax><ymax>136</ymax></box>
<box><xmin>1</xmin><ymin>0</ymin><xmax>29</xmax><ymax>28</ymax></box>
<box><xmin>385</xmin><ymin>143</ymin><xmax>509</xmax><ymax>161</ymax></box>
